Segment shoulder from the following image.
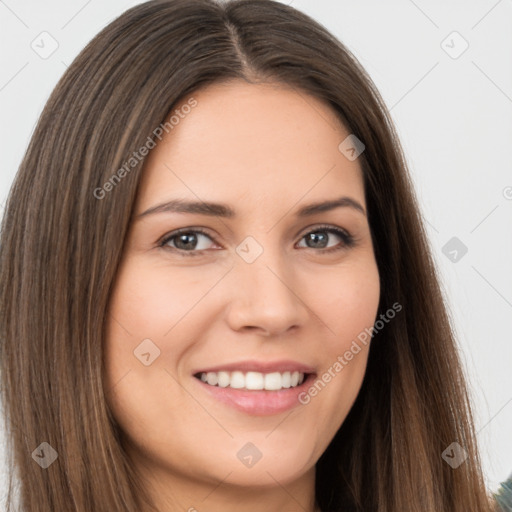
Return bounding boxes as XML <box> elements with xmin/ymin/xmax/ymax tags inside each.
<box><xmin>494</xmin><ymin>475</ymin><xmax>512</xmax><ymax>511</ymax></box>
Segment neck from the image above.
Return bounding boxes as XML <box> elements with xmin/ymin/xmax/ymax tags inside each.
<box><xmin>137</xmin><ymin>461</ymin><xmax>319</xmax><ymax>512</ymax></box>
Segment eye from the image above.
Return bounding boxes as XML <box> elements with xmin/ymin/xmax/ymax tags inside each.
<box><xmin>296</xmin><ymin>225</ymin><xmax>355</xmax><ymax>253</ymax></box>
<box><xmin>159</xmin><ymin>227</ymin><xmax>216</xmax><ymax>255</ymax></box>
<box><xmin>159</xmin><ymin>224</ymin><xmax>356</xmax><ymax>257</ymax></box>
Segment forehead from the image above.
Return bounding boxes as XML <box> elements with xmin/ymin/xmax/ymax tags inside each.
<box><xmin>135</xmin><ymin>80</ymin><xmax>366</xmax><ymax>214</ymax></box>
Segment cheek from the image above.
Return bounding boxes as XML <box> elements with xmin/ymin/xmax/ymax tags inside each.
<box><xmin>311</xmin><ymin>256</ymin><xmax>380</xmax><ymax>349</ymax></box>
<box><xmin>102</xmin><ymin>260</ymin><xmax>221</xmax><ymax>457</ymax></box>
<box><xmin>300</xmin><ymin>257</ymin><xmax>380</xmax><ymax>418</ymax></box>
<box><xmin>106</xmin><ymin>259</ymin><xmax>225</xmax><ymax>336</ymax></box>
<box><xmin>103</xmin><ymin>258</ymin><xmax>234</xmax><ymax>387</ymax></box>
<box><xmin>102</xmin><ymin>257</ymin><xmax>230</xmax><ymax>405</ymax></box>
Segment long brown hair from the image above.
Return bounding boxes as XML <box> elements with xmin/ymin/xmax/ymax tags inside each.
<box><xmin>0</xmin><ymin>0</ymin><xmax>498</xmax><ymax>510</ymax></box>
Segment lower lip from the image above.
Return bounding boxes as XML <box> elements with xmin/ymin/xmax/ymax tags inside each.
<box><xmin>193</xmin><ymin>374</ymin><xmax>316</xmax><ymax>416</ymax></box>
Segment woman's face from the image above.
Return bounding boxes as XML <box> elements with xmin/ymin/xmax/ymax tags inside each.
<box><xmin>104</xmin><ymin>80</ymin><xmax>380</xmax><ymax>501</ymax></box>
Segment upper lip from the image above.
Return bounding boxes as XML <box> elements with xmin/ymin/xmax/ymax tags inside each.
<box><xmin>193</xmin><ymin>360</ymin><xmax>316</xmax><ymax>375</ymax></box>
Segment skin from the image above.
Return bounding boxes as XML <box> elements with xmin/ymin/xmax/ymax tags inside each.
<box><xmin>103</xmin><ymin>79</ymin><xmax>380</xmax><ymax>512</ymax></box>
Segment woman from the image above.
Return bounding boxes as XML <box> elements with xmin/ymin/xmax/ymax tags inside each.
<box><xmin>0</xmin><ymin>0</ymin><xmax>505</xmax><ymax>510</ymax></box>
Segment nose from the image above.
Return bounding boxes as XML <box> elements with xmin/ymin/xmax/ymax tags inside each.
<box><xmin>224</xmin><ymin>249</ymin><xmax>310</xmax><ymax>337</ymax></box>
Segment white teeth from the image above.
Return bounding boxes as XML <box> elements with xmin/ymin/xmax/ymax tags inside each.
<box><xmin>197</xmin><ymin>370</ymin><xmax>307</xmax><ymax>390</ymax></box>
<box><xmin>206</xmin><ymin>372</ymin><xmax>218</xmax><ymax>386</ymax></box>
<box><xmin>230</xmin><ymin>371</ymin><xmax>245</xmax><ymax>389</ymax></box>
<box><xmin>217</xmin><ymin>371</ymin><xmax>230</xmax><ymax>388</ymax></box>
<box><xmin>245</xmin><ymin>372</ymin><xmax>264</xmax><ymax>390</ymax></box>
<box><xmin>264</xmin><ymin>372</ymin><xmax>282</xmax><ymax>391</ymax></box>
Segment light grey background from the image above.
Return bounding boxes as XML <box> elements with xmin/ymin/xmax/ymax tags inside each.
<box><xmin>0</xmin><ymin>0</ymin><xmax>511</xmax><ymax>501</ymax></box>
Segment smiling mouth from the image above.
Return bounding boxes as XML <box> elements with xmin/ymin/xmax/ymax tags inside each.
<box><xmin>194</xmin><ymin>370</ymin><xmax>311</xmax><ymax>391</ymax></box>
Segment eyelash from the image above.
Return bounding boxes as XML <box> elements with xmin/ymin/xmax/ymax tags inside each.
<box><xmin>158</xmin><ymin>224</ymin><xmax>356</xmax><ymax>257</ymax></box>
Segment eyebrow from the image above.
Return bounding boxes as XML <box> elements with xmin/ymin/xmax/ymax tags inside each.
<box><xmin>136</xmin><ymin>195</ymin><xmax>366</xmax><ymax>219</ymax></box>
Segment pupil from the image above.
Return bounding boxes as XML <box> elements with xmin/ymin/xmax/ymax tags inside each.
<box><xmin>177</xmin><ymin>233</ymin><xmax>196</xmax><ymax>250</ymax></box>
<box><xmin>308</xmin><ymin>232</ymin><xmax>327</xmax><ymax>248</ymax></box>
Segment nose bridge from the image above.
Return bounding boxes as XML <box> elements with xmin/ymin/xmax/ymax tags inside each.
<box><xmin>236</xmin><ymin>231</ymin><xmax>291</xmax><ymax>288</ymax></box>
<box><xmin>225</xmin><ymin>234</ymin><xmax>308</xmax><ymax>334</ymax></box>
